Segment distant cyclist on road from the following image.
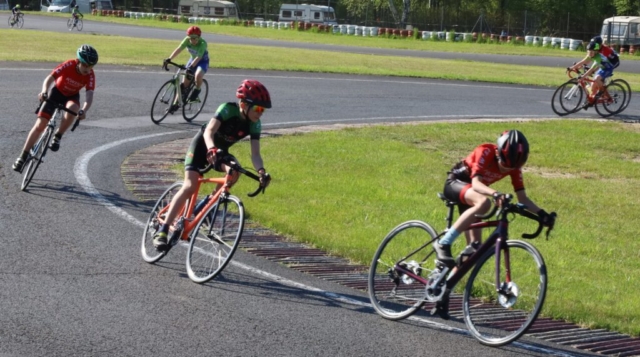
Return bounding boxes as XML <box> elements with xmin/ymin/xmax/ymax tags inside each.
<box><xmin>12</xmin><ymin>45</ymin><xmax>99</xmax><ymax>172</ymax></box>
<box><xmin>70</xmin><ymin>5</ymin><xmax>84</xmax><ymax>30</ymax></box>
<box><xmin>569</xmin><ymin>35</ymin><xmax>620</xmax><ymax>109</ymax></box>
<box><xmin>10</xmin><ymin>4</ymin><xmax>22</xmax><ymax>27</ymax></box>
<box><xmin>163</xmin><ymin>26</ymin><xmax>209</xmax><ymax>114</ymax></box>
<box><xmin>431</xmin><ymin>130</ymin><xmax>555</xmax><ymax>319</ymax></box>
<box><xmin>152</xmin><ymin>80</ymin><xmax>272</xmax><ymax>250</ymax></box>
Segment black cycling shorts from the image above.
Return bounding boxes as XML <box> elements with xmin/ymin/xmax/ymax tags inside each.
<box><xmin>184</xmin><ymin>130</ymin><xmax>239</xmax><ymax>173</ymax></box>
<box><xmin>37</xmin><ymin>86</ymin><xmax>80</xmax><ymax>120</ymax></box>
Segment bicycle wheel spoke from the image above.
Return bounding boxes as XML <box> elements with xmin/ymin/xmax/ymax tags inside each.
<box><xmin>150</xmin><ymin>80</ymin><xmax>177</xmax><ymax>124</ymax></box>
<box><xmin>186</xmin><ymin>195</ymin><xmax>244</xmax><ymax>283</ymax></box>
<box><xmin>140</xmin><ymin>182</ymin><xmax>184</xmax><ymax>263</ymax></box>
<box><xmin>463</xmin><ymin>241</ymin><xmax>547</xmax><ymax>346</ymax></box>
<box><xmin>368</xmin><ymin>221</ymin><xmax>439</xmax><ymax>320</ymax></box>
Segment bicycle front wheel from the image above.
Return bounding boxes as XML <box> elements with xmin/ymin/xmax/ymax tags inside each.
<box><xmin>368</xmin><ymin>220</ymin><xmax>438</xmax><ymax>320</ymax></box>
<box><xmin>150</xmin><ymin>80</ymin><xmax>177</xmax><ymax>124</ymax></box>
<box><xmin>17</xmin><ymin>16</ymin><xmax>23</xmax><ymax>28</ymax></box>
<box><xmin>141</xmin><ymin>182</ymin><xmax>184</xmax><ymax>263</ymax></box>
<box><xmin>76</xmin><ymin>19</ymin><xmax>83</xmax><ymax>31</ymax></box>
<box><xmin>21</xmin><ymin>126</ymin><xmax>53</xmax><ymax>191</ymax></box>
<box><xmin>186</xmin><ymin>194</ymin><xmax>244</xmax><ymax>283</ymax></box>
<box><xmin>463</xmin><ymin>240</ymin><xmax>547</xmax><ymax>346</ymax></box>
<box><xmin>182</xmin><ymin>78</ymin><xmax>209</xmax><ymax>122</ymax></box>
<box><xmin>551</xmin><ymin>79</ymin><xmax>583</xmax><ymax>116</ymax></box>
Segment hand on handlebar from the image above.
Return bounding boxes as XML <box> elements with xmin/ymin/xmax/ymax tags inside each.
<box><xmin>206</xmin><ymin>147</ymin><xmax>219</xmax><ymax>165</ymax></box>
<box><xmin>259</xmin><ymin>172</ymin><xmax>271</xmax><ymax>188</ymax></box>
<box><xmin>39</xmin><ymin>92</ymin><xmax>48</xmax><ymax>102</ymax></box>
<box><xmin>492</xmin><ymin>191</ymin><xmax>507</xmax><ymax>207</ymax></box>
<box><xmin>162</xmin><ymin>58</ymin><xmax>171</xmax><ymax>70</ymax></box>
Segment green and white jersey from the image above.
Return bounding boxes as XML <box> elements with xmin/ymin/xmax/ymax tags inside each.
<box><xmin>179</xmin><ymin>36</ymin><xmax>209</xmax><ymax>62</ymax></box>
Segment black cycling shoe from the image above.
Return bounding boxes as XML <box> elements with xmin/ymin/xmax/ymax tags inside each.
<box><xmin>433</xmin><ymin>242</ymin><xmax>455</xmax><ymax>268</ymax></box>
<box><xmin>12</xmin><ymin>157</ymin><xmax>25</xmax><ymax>172</ymax></box>
<box><xmin>430</xmin><ymin>292</ymin><xmax>451</xmax><ymax>320</ymax></box>
<box><xmin>49</xmin><ymin>137</ymin><xmax>61</xmax><ymax>152</ymax></box>
<box><xmin>153</xmin><ymin>231</ymin><xmax>169</xmax><ymax>251</ymax></box>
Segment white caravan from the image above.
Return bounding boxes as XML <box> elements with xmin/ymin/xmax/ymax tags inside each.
<box><xmin>178</xmin><ymin>0</ymin><xmax>238</xmax><ymax>18</ymax></box>
<box><xmin>278</xmin><ymin>3</ymin><xmax>337</xmax><ymax>25</ymax></box>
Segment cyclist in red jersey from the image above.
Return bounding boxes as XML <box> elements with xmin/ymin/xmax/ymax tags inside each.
<box><xmin>434</xmin><ymin>130</ymin><xmax>554</xmax><ymax>265</ymax></box>
<box><xmin>13</xmin><ymin>45</ymin><xmax>98</xmax><ymax>172</ymax></box>
<box><xmin>430</xmin><ymin>130</ymin><xmax>555</xmax><ymax>319</ymax></box>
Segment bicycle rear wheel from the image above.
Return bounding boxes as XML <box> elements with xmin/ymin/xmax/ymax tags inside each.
<box><xmin>551</xmin><ymin>79</ymin><xmax>583</xmax><ymax>116</ymax></box>
<box><xmin>76</xmin><ymin>19</ymin><xmax>83</xmax><ymax>31</ymax></box>
<box><xmin>21</xmin><ymin>126</ymin><xmax>53</xmax><ymax>191</ymax></box>
<box><xmin>182</xmin><ymin>78</ymin><xmax>209</xmax><ymax>122</ymax></box>
<box><xmin>186</xmin><ymin>194</ymin><xmax>244</xmax><ymax>283</ymax></box>
<box><xmin>463</xmin><ymin>240</ymin><xmax>547</xmax><ymax>346</ymax></box>
<box><xmin>141</xmin><ymin>182</ymin><xmax>185</xmax><ymax>263</ymax></box>
<box><xmin>611</xmin><ymin>79</ymin><xmax>631</xmax><ymax>112</ymax></box>
<box><xmin>150</xmin><ymin>80</ymin><xmax>177</xmax><ymax>124</ymax></box>
<box><xmin>368</xmin><ymin>220</ymin><xmax>438</xmax><ymax>320</ymax></box>
<box><xmin>67</xmin><ymin>18</ymin><xmax>73</xmax><ymax>29</ymax></box>
<box><xmin>596</xmin><ymin>81</ymin><xmax>626</xmax><ymax>117</ymax></box>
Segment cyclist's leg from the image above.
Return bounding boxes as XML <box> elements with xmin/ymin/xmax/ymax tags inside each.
<box><xmin>188</xmin><ymin>62</ymin><xmax>208</xmax><ymax>101</ymax></box>
<box><xmin>216</xmin><ymin>154</ymin><xmax>241</xmax><ymax>188</ymax></box>
<box><xmin>49</xmin><ymin>96</ymin><xmax>80</xmax><ymax>151</ymax></box>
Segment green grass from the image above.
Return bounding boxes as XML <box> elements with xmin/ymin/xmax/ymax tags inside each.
<box><xmin>214</xmin><ymin>120</ymin><xmax>640</xmax><ymax>336</ymax></box>
<box><xmin>2</xmin><ymin>28</ymin><xmax>640</xmax><ymax>90</ymax></box>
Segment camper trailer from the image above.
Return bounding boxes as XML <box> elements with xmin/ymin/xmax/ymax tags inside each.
<box><xmin>0</xmin><ymin>0</ymin><xmax>9</xmax><ymax>11</ymax></box>
<box><xmin>43</xmin><ymin>0</ymin><xmax>112</xmax><ymax>13</ymax></box>
<box><xmin>601</xmin><ymin>16</ymin><xmax>640</xmax><ymax>46</ymax></box>
<box><xmin>178</xmin><ymin>0</ymin><xmax>238</xmax><ymax>18</ymax></box>
<box><xmin>278</xmin><ymin>3</ymin><xmax>337</xmax><ymax>25</ymax></box>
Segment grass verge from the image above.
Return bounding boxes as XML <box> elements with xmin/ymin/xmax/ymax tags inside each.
<box><xmin>2</xmin><ymin>29</ymin><xmax>640</xmax><ymax>90</ymax></box>
<box><xmin>209</xmin><ymin>120</ymin><xmax>640</xmax><ymax>336</ymax></box>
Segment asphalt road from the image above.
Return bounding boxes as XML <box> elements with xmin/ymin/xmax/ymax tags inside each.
<box><xmin>0</xmin><ymin>16</ymin><xmax>626</xmax><ymax>357</ymax></box>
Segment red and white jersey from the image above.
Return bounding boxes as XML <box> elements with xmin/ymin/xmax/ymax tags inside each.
<box><xmin>463</xmin><ymin>143</ymin><xmax>525</xmax><ymax>191</ymax></box>
<box><xmin>51</xmin><ymin>59</ymin><xmax>95</xmax><ymax>96</ymax></box>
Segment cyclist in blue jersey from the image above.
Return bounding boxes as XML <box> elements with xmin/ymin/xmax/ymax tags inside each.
<box><xmin>569</xmin><ymin>37</ymin><xmax>619</xmax><ymax>109</ymax></box>
<box><xmin>163</xmin><ymin>26</ymin><xmax>209</xmax><ymax>113</ymax></box>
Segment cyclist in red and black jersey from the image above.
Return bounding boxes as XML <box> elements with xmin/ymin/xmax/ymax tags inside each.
<box><xmin>12</xmin><ymin>45</ymin><xmax>98</xmax><ymax>172</ymax></box>
<box><xmin>152</xmin><ymin>79</ymin><xmax>273</xmax><ymax>250</ymax></box>
<box><xmin>435</xmin><ymin>130</ymin><xmax>554</xmax><ymax>265</ymax></box>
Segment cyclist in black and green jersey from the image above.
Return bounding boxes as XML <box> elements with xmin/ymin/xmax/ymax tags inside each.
<box><xmin>163</xmin><ymin>26</ymin><xmax>209</xmax><ymax>113</ymax></box>
<box><xmin>70</xmin><ymin>5</ymin><xmax>83</xmax><ymax>30</ymax></box>
<box><xmin>152</xmin><ymin>79</ymin><xmax>272</xmax><ymax>250</ymax></box>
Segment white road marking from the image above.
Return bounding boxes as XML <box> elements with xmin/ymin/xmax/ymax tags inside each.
<box><xmin>74</xmin><ymin>132</ymin><xmax>581</xmax><ymax>357</ymax></box>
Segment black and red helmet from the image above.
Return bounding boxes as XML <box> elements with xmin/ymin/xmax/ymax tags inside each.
<box><xmin>236</xmin><ymin>79</ymin><xmax>272</xmax><ymax>108</ymax></box>
<box><xmin>186</xmin><ymin>26</ymin><xmax>201</xmax><ymax>36</ymax></box>
<box><xmin>496</xmin><ymin>130</ymin><xmax>529</xmax><ymax>169</ymax></box>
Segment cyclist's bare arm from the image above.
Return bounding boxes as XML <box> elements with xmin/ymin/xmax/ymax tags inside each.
<box><xmin>470</xmin><ymin>175</ymin><xmax>496</xmax><ymax>196</ymax></box>
<box><xmin>250</xmin><ymin>139</ymin><xmax>265</xmax><ymax>173</ymax></box>
<box><xmin>515</xmin><ymin>189</ymin><xmax>542</xmax><ymax>213</ymax></box>
<box><xmin>79</xmin><ymin>90</ymin><xmax>94</xmax><ymax>119</ymax></box>
<box><xmin>39</xmin><ymin>75</ymin><xmax>56</xmax><ymax>101</ymax></box>
<box><xmin>166</xmin><ymin>47</ymin><xmax>183</xmax><ymax>62</ymax></box>
<box><xmin>203</xmin><ymin>118</ymin><xmax>221</xmax><ymax>150</ymax></box>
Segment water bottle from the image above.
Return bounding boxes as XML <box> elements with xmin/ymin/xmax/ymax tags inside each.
<box><xmin>193</xmin><ymin>195</ymin><xmax>210</xmax><ymax>216</ymax></box>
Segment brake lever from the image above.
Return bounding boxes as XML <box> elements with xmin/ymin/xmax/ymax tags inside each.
<box><xmin>544</xmin><ymin>212</ymin><xmax>558</xmax><ymax>240</ymax></box>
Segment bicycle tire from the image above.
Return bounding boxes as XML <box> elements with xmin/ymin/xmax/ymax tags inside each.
<box><xmin>67</xmin><ymin>18</ymin><xmax>73</xmax><ymax>29</ymax></box>
<box><xmin>141</xmin><ymin>182</ymin><xmax>184</xmax><ymax>263</ymax></box>
<box><xmin>7</xmin><ymin>16</ymin><xmax>11</xmax><ymax>27</ymax></box>
<box><xmin>76</xmin><ymin>19</ymin><xmax>83</xmax><ymax>31</ymax></box>
<box><xmin>186</xmin><ymin>194</ymin><xmax>244</xmax><ymax>283</ymax></box>
<box><xmin>17</xmin><ymin>16</ymin><xmax>23</xmax><ymax>28</ymax></box>
<box><xmin>21</xmin><ymin>125</ymin><xmax>53</xmax><ymax>191</ymax></box>
<box><xmin>611</xmin><ymin>79</ymin><xmax>631</xmax><ymax>112</ymax></box>
<box><xmin>551</xmin><ymin>79</ymin><xmax>583</xmax><ymax>116</ymax></box>
<box><xmin>463</xmin><ymin>240</ymin><xmax>547</xmax><ymax>347</ymax></box>
<box><xmin>182</xmin><ymin>78</ymin><xmax>209</xmax><ymax>122</ymax></box>
<box><xmin>596</xmin><ymin>81</ymin><xmax>626</xmax><ymax>117</ymax></box>
<box><xmin>368</xmin><ymin>220</ymin><xmax>438</xmax><ymax>320</ymax></box>
<box><xmin>150</xmin><ymin>80</ymin><xmax>177</xmax><ymax>124</ymax></box>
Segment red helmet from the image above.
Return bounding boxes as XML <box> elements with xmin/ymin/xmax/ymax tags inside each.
<box><xmin>496</xmin><ymin>130</ymin><xmax>529</xmax><ymax>169</ymax></box>
<box><xmin>186</xmin><ymin>26</ymin><xmax>201</xmax><ymax>36</ymax></box>
<box><xmin>236</xmin><ymin>79</ymin><xmax>272</xmax><ymax>108</ymax></box>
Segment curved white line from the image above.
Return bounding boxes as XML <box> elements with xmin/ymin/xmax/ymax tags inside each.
<box><xmin>74</xmin><ymin>133</ymin><xmax>579</xmax><ymax>357</ymax></box>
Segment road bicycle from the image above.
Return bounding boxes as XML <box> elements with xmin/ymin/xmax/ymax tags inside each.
<box><xmin>67</xmin><ymin>16</ymin><xmax>83</xmax><ymax>31</ymax></box>
<box><xmin>8</xmin><ymin>13</ymin><xmax>24</xmax><ymax>28</ymax></box>
<box><xmin>368</xmin><ymin>193</ymin><xmax>556</xmax><ymax>346</ymax></box>
<box><xmin>140</xmin><ymin>151</ymin><xmax>269</xmax><ymax>283</ymax></box>
<box><xmin>20</xmin><ymin>96</ymin><xmax>80</xmax><ymax>191</ymax></box>
<box><xmin>150</xmin><ymin>60</ymin><xmax>209</xmax><ymax>124</ymax></box>
<box><xmin>551</xmin><ymin>66</ymin><xmax>630</xmax><ymax>118</ymax></box>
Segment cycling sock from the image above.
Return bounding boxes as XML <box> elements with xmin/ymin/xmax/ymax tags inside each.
<box><xmin>439</xmin><ymin>228</ymin><xmax>461</xmax><ymax>246</ymax></box>
<box><xmin>158</xmin><ymin>224</ymin><xmax>169</xmax><ymax>234</ymax></box>
<box><xmin>20</xmin><ymin>151</ymin><xmax>28</xmax><ymax>160</ymax></box>
<box><xmin>54</xmin><ymin>132</ymin><xmax>62</xmax><ymax>139</ymax></box>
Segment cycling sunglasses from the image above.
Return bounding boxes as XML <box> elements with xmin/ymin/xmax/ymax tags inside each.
<box><xmin>189</xmin><ymin>35</ymin><xmax>199</xmax><ymax>40</ymax></box>
<box><xmin>251</xmin><ymin>105</ymin><xmax>266</xmax><ymax>114</ymax></box>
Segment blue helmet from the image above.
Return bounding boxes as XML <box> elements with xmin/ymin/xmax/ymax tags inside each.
<box><xmin>77</xmin><ymin>44</ymin><xmax>99</xmax><ymax>66</ymax></box>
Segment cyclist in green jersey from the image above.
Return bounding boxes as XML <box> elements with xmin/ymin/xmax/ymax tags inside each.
<box><xmin>163</xmin><ymin>26</ymin><xmax>209</xmax><ymax>113</ymax></box>
<box><xmin>70</xmin><ymin>5</ymin><xmax>83</xmax><ymax>30</ymax></box>
<box><xmin>152</xmin><ymin>79</ymin><xmax>272</xmax><ymax>250</ymax></box>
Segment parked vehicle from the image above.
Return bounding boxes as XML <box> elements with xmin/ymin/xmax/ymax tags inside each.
<box><xmin>42</xmin><ymin>0</ymin><xmax>112</xmax><ymax>13</ymax></box>
<box><xmin>601</xmin><ymin>16</ymin><xmax>640</xmax><ymax>46</ymax></box>
<box><xmin>177</xmin><ymin>0</ymin><xmax>238</xmax><ymax>18</ymax></box>
<box><xmin>278</xmin><ymin>3</ymin><xmax>337</xmax><ymax>25</ymax></box>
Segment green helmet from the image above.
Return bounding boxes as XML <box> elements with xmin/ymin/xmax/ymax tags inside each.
<box><xmin>15</xmin><ymin>4</ymin><xmax>20</xmax><ymax>8</ymax></box>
